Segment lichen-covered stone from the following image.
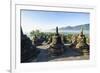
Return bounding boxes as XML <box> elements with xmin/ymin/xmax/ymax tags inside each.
<box><xmin>32</xmin><ymin>35</ymin><xmax>45</xmax><ymax>46</ymax></box>
<box><xmin>70</xmin><ymin>34</ymin><xmax>78</xmax><ymax>48</ymax></box>
<box><xmin>75</xmin><ymin>27</ymin><xmax>89</xmax><ymax>55</ymax></box>
<box><xmin>76</xmin><ymin>28</ymin><xmax>89</xmax><ymax>49</ymax></box>
<box><xmin>48</xmin><ymin>27</ymin><xmax>65</xmax><ymax>56</ymax></box>
<box><xmin>47</xmin><ymin>36</ymin><xmax>52</xmax><ymax>44</ymax></box>
<box><xmin>69</xmin><ymin>27</ymin><xmax>89</xmax><ymax>55</ymax></box>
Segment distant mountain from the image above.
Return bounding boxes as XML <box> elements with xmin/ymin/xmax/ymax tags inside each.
<box><xmin>57</xmin><ymin>24</ymin><xmax>89</xmax><ymax>30</ymax></box>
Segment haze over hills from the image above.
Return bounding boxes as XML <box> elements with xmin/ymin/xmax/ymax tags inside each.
<box><xmin>52</xmin><ymin>24</ymin><xmax>89</xmax><ymax>31</ymax></box>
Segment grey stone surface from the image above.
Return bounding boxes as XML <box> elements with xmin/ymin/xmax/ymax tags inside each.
<box><xmin>21</xmin><ymin>27</ymin><xmax>40</xmax><ymax>63</ymax></box>
<box><xmin>48</xmin><ymin>27</ymin><xmax>65</xmax><ymax>56</ymax></box>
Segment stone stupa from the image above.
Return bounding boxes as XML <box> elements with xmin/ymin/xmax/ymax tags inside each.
<box><xmin>32</xmin><ymin>35</ymin><xmax>38</xmax><ymax>46</ymax></box>
<box><xmin>70</xmin><ymin>34</ymin><xmax>78</xmax><ymax>48</ymax></box>
<box><xmin>48</xmin><ymin>27</ymin><xmax>65</xmax><ymax>56</ymax></box>
<box><xmin>76</xmin><ymin>28</ymin><xmax>88</xmax><ymax>48</ymax></box>
<box><xmin>21</xmin><ymin>27</ymin><xmax>40</xmax><ymax>62</ymax></box>
<box><xmin>47</xmin><ymin>36</ymin><xmax>52</xmax><ymax>44</ymax></box>
<box><xmin>75</xmin><ymin>27</ymin><xmax>89</xmax><ymax>55</ymax></box>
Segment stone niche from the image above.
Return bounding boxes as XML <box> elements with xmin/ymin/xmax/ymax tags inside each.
<box><xmin>21</xmin><ymin>28</ymin><xmax>40</xmax><ymax>62</ymax></box>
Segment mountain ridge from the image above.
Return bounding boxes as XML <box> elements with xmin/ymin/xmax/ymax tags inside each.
<box><xmin>52</xmin><ymin>24</ymin><xmax>89</xmax><ymax>30</ymax></box>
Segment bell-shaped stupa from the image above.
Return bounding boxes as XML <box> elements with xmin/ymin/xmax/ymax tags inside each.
<box><xmin>48</xmin><ymin>27</ymin><xmax>65</xmax><ymax>56</ymax></box>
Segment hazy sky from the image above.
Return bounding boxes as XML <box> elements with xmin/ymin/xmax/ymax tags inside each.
<box><xmin>21</xmin><ymin>10</ymin><xmax>90</xmax><ymax>33</ymax></box>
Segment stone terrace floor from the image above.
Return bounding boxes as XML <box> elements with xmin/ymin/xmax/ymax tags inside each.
<box><xmin>30</xmin><ymin>43</ymin><xmax>89</xmax><ymax>62</ymax></box>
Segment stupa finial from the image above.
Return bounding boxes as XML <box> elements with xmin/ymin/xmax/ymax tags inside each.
<box><xmin>80</xmin><ymin>27</ymin><xmax>83</xmax><ymax>35</ymax></box>
<box><xmin>56</xmin><ymin>26</ymin><xmax>59</xmax><ymax>35</ymax></box>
